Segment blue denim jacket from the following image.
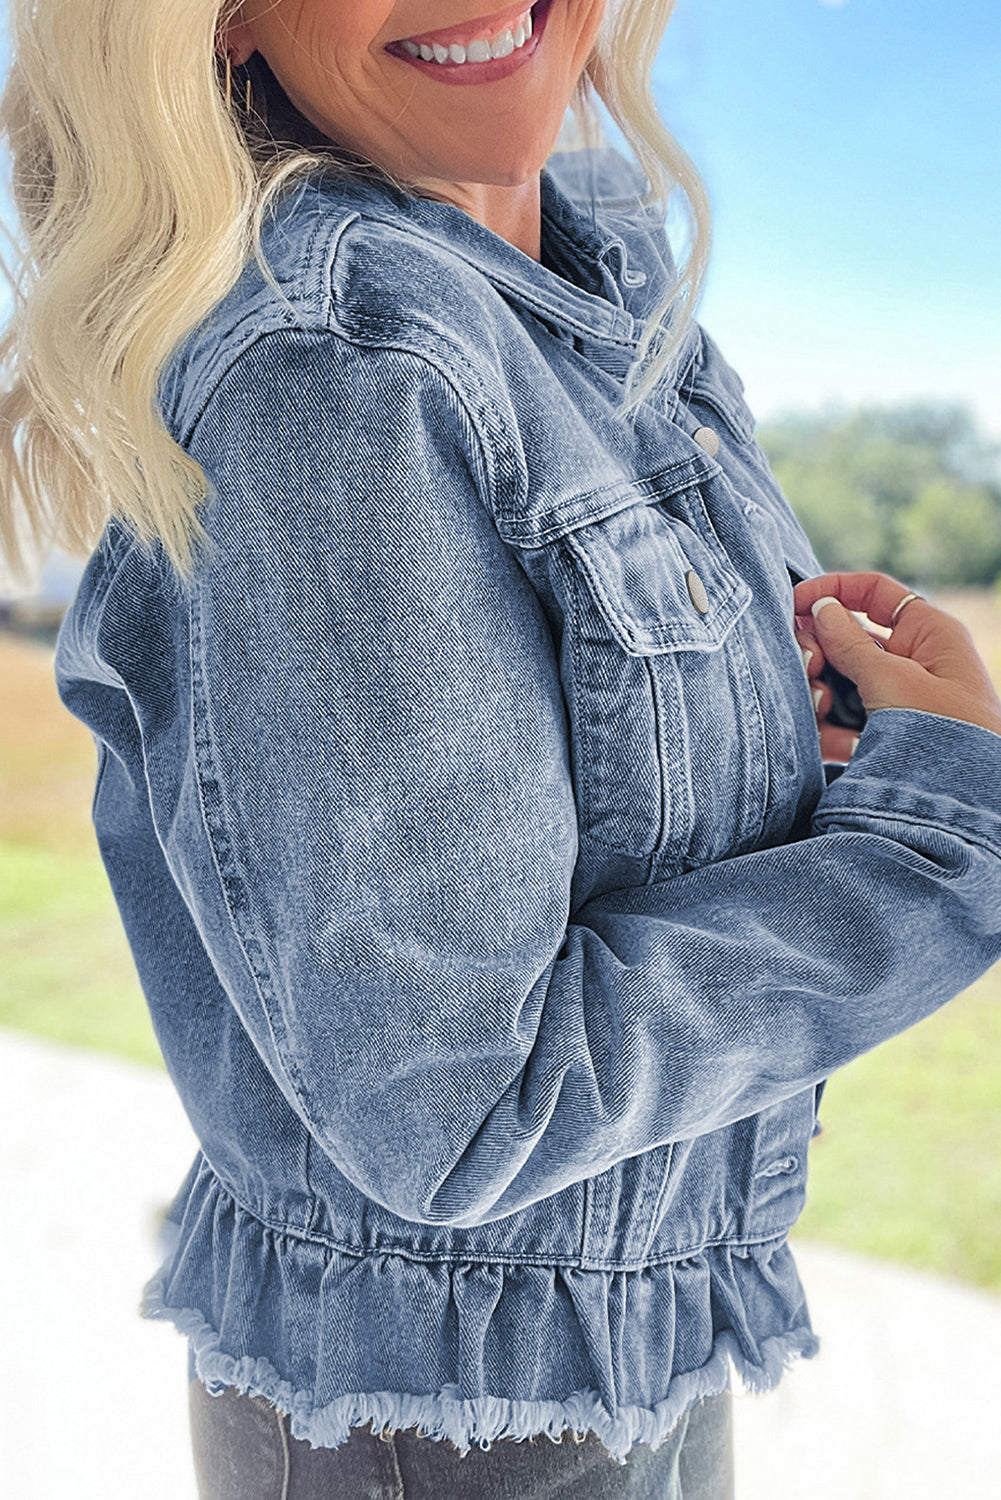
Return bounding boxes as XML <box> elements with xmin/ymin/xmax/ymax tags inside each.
<box><xmin>55</xmin><ymin>146</ymin><xmax>1001</xmax><ymax>1463</ymax></box>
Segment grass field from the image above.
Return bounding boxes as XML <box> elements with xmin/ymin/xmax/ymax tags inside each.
<box><xmin>3</xmin><ymin>597</ymin><xmax>1001</xmax><ymax>1291</ymax></box>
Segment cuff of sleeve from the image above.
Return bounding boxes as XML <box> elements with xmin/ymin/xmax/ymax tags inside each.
<box><xmin>814</xmin><ymin>706</ymin><xmax>1001</xmax><ymax>857</ymax></box>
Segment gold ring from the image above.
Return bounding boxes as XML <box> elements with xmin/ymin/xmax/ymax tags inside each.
<box><xmin>890</xmin><ymin>591</ymin><xmax>922</xmax><ymax>625</ymax></box>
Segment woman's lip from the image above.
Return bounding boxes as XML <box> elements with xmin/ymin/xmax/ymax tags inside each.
<box><xmin>385</xmin><ymin>0</ymin><xmax>550</xmax><ymax>83</ymax></box>
<box><xmin>390</xmin><ymin>0</ymin><xmax>533</xmax><ymax>51</ymax></box>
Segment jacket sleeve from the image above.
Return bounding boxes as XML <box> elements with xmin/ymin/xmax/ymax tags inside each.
<box><xmin>174</xmin><ymin>327</ymin><xmax>1001</xmax><ymax>1228</ymax></box>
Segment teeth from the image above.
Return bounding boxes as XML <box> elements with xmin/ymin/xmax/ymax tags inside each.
<box><xmin>403</xmin><ymin>8</ymin><xmax>534</xmax><ymax>65</ymax></box>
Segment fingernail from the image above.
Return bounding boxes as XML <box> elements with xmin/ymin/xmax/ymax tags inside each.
<box><xmin>811</xmin><ymin>595</ymin><xmax>840</xmax><ymax>620</ymax></box>
<box><xmin>800</xmin><ymin>646</ymin><xmax>814</xmax><ymax>674</ymax></box>
<box><xmin>812</xmin><ymin>686</ymin><xmax>823</xmax><ymax>713</ymax></box>
<box><xmin>848</xmin><ymin>735</ymin><xmax>860</xmax><ymax>756</ymax></box>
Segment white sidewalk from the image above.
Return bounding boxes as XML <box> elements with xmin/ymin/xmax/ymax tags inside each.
<box><xmin>2</xmin><ymin>1028</ymin><xmax>999</xmax><ymax>1499</ymax></box>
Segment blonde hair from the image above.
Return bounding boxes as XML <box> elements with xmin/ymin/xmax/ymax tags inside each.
<box><xmin>0</xmin><ymin>0</ymin><xmax>710</xmax><ymax>582</ymax></box>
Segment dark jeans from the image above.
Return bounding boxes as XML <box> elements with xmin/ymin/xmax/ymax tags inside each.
<box><xmin>188</xmin><ymin>1378</ymin><xmax>734</xmax><ymax>1499</ymax></box>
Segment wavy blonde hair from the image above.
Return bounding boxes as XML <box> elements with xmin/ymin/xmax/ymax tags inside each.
<box><xmin>0</xmin><ymin>0</ymin><xmax>710</xmax><ymax>582</ymax></box>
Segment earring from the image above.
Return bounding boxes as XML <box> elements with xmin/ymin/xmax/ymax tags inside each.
<box><xmin>223</xmin><ymin>52</ymin><xmax>254</xmax><ymax>115</ymax></box>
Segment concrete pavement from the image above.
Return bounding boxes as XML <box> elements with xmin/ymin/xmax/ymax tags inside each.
<box><xmin>2</xmin><ymin>1028</ymin><xmax>999</xmax><ymax>1499</ymax></box>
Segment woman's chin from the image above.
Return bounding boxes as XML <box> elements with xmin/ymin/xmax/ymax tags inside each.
<box><xmin>413</xmin><ymin>131</ymin><xmax>562</xmax><ymax>189</ymax></box>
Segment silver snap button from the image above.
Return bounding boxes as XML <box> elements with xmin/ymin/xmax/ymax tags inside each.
<box><xmin>692</xmin><ymin>425</ymin><xmax>720</xmax><ymax>458</ymax></box>
<box><xmin>686</xmin><ymin>569</ymin><xmax>710</xmax><ymax>615</ymax></box>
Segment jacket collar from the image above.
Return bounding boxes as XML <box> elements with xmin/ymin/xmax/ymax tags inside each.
<box><xmin>162</xmin><ymin>147</ymin><xmax>698</xmax><ymax>437</ymax></box>
<box><xmin>296</xmin><ymin>146</ymin><xmax>678</xmax><ymax>351</ymax></box>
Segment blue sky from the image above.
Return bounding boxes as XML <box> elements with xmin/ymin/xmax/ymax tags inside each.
<box><xmin>649</xmin><ymin>0</ymin><xmax>1001</xmax><ymax>433</ymax></box>
<box><xmin>0</xmin><ymin>1</ymin><xmax>997</xmax><ymax>435</ymax></box>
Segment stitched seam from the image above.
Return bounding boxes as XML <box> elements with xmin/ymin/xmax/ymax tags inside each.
<box><xmin>640</xmin><ymin>1143</ymin><xmax>677</xmax><ymax>1261</ymax></box>
<box><xmin>727</xmin><ymin>620</ymin><xmax>770</xmax><ymax>849</ymax></box>
<box><xmin>318</xmin><ymin>316</ymin><xmax>718</xmax><ymax>535</ymax></box>
<box><xmin>565</xmin><ymin>529</ymin><xmax>640</xmax><ymax>653</ymax></box>
<box><xmin>565</xmin><ymin>521</ymin><xmax>746</xmax><ymax>655</ymax></box>
<box><xmin>187</xmin><ymin>1160</ymin><xmax>800</xmax><ymax>1268</ymax></box>
<box><xmin>276</xmin><ymin>1405</ymin><xmax>291</xmax><ymax>1500</ymax></box>
<box><xmin>566</xmin><ymin>552</ymin><xmax>595</xmax><ymax>842</ymax></box>
<box><xmin>622</xmin><ymin>1146</ymin><xmax>676</xmax><ymax>1262</ymax></box>
<box><xmin>187</xmin><ymin>591</ymin><xmax>307</xmax><ymax>1114</ymax></box>
<box><xmin>497</xmin><ymin>464</ymin><xmax>713</xmax><ymax>544</ymax></box>
<box><xmin>182</xmin><ymin>327</ymin><xmax>506</xmax><ymax>540</ymax></box>
<box><xmin>177</xmin><ymin>310</ymin><xmax>308</xmax><ymax>445</ymax></box>
<box><xmin>566</xmin><ymin>594</ymin><xmax>661</xmax><ymax>856</ymax></box>
<box><xmin>385</xmin><ymin>1436</ymin><xmax>406</xmax><ymax>1498</ymax></box>
<box><xmin>342</xmin><ymin>220</ymin><xmax>639</xmax><ymax>347</ymax></box>
<box><xmin>313</xmin><ymin>316</ymin><xmax>529</xmax><ymax>529</ymax></box>
<box><xmin>178</xmin><ymin>318</ymin><xmax>717</xmax><ymax>547</ymax></box>
<box><xmin>173</xmin><ymin>206</ymin><xmax>360</xmax><ymax>443</ymax></box>
<box><xmin>646</xmin><ymin>658</ymin><xmax>668</xmax><ymax>857</ymax></box>
<box><xmin>661</xmin><ymin>651</ymin><xmax>696</xmax><ymax>861</ymax></box>
<box><xmin>687</xmin><ymin>384</ymin><xmax>755</xmax><ymax>446</ymax></box>
<box><xmin>675</xmin><ymin>479</ymin><xmax>752</xmax><ymax>580</ymax></box>
<box><xmin>177</xmin><ymin>188</ymin><xmax>637</xmax><ymax>447</ymax></box>
<box><xmin>813</xmin><ymin>805</ymin><xmax>1001</xmax><ymax>864</ymax></box>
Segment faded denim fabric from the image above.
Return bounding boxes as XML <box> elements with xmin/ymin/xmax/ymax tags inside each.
<box><xmin>55</xmin><ymin>146</ymin><xmax>1001</xmax><ymax>1466</ymax></box>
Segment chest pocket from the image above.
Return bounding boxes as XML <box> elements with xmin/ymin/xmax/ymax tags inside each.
<box><xmin>548</xmin><ymin>484</ymin><xmax>776</xmax><ymax>872</ymax></box>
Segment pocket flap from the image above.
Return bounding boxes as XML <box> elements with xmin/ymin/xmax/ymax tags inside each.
<box><xmin>565</xmin><ymin>498</ymin><xmax>752</xmax><ymax>655</ymax></box>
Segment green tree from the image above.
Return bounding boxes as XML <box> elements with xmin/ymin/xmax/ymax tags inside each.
<box><xmin>765</xmin><ymin>461</ymin><xmax>883</xmax><ymax>573</ymax></box>
<box><xmin>897</xmin><ymin>480</ymin><xmax>1001</xmax><ymax>587</ymax></box>
<box><xmin>758</xmin><ymin>403</ymin><xmax>1001</xmax><ymax>586</ymax></box>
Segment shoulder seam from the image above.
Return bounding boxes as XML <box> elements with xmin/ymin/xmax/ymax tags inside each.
<box><xmin>183</xmin><ymin>323</ymin><xmax>520</xmax><ymax>529</ymax></box>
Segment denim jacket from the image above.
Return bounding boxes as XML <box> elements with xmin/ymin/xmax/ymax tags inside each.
<box><xmin>55</xmin><ymin>145</ymin><xmax>1001</xmax><ymax>1463</ymax></box>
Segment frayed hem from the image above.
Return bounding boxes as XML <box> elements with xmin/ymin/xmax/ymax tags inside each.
<box><xmin>143</xmin><ymin>1271</ymin><xmax>818</xmax><ymax>1465</ymax></box>
<box><xmin>730</xmin><ymin>1325</ymin><xmax>820</xmax><ymax>1397</ymax></box>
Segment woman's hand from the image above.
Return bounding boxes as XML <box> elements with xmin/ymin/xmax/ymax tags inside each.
<box><xmin>793</xmin><ymin>571</ymin><xmax>1001</xmax><ymax>747</ymax></box>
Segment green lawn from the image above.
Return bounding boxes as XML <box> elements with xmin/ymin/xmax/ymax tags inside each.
<box><xmin>1</xmin><ymin>842</ymin><xmax>163</xmax><ymax>1067</ymax></box>
<box><xmin>794</xmin><ymin>962</ymin><xmax>1001</xmax><ymax>1292</ymax></box>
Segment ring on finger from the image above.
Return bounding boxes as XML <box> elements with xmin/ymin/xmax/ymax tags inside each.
<box><xmin>890</xmin><ymin>591</ymin><xmax>923</xmax><ymax>625</ymax></box>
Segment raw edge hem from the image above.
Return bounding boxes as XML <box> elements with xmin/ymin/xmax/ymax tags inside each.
<box><xmin>142</xmin><ymin>1269</ymin><xmax>818</xmax><ymax>1466</ymax></box>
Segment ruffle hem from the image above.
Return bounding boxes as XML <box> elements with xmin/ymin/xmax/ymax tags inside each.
<box><xmin>141</xmin><ymin>1155</ymin><xmax>819</xmax><ymax>1465</ymax></box>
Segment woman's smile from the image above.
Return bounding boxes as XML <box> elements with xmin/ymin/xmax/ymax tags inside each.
<box><xmin>385</xmin><ymin>0</ymin><xmax>553</xmax><ymax>87</ymax></box>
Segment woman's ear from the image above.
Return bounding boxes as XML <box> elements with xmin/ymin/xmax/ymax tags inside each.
<box><xmin>216</xmin><ymin>9</ymin><xmax>257</xmax><ymax>67</ymax></box>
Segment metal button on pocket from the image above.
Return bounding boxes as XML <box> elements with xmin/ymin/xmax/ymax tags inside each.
<box><xmin>692</xmin><ymin>425</ymin><xmax>721</xmax><ymax>458</ymax></box>
<box><xmin>686</xmin><ymin>569</ymin><xmax>710</xmax><ymax>615</ymax></box>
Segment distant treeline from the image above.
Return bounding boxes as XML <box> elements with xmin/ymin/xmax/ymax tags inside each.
<box><xmin>757</xmin><ymin>403</ymin><xmax>1001</xmax><ymax>589</ymax></box>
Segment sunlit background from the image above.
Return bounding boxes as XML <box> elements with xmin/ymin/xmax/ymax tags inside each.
<box><xmin>658</xmin><ymin>0</ymin><xmax>1000</xmax><ymax>436</ymax></box>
